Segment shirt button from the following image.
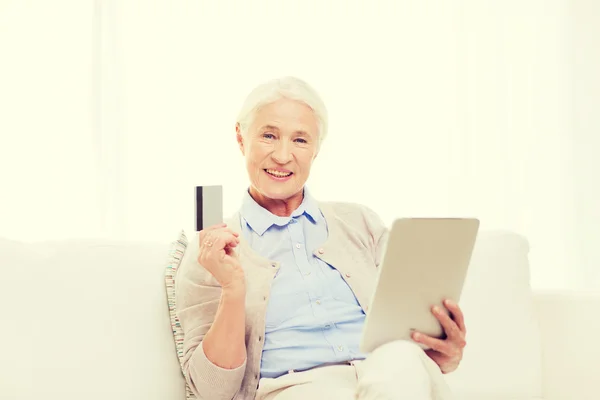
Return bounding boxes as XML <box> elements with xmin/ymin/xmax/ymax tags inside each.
<box><xmin>337</xmin><ymin>346</ymin><xmax>344</xmax><ymax>351</ymax></box>
<box><xmin>295</xmin><ymin>243</ymin><xmax>301</xmax><ymax>249</ymax></box>
<box><xmin>304</xmin><ymin>271</ymin><xmax>311</xmax><ymax>276</ymax></box>
<box><xmin>316</xmin><ymin>300</ymin><xmax>321</xmax><ymax>305</ymax></box>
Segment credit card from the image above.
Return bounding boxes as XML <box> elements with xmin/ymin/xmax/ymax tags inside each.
<box><xmin>195</xmin><ymin>185</ymin><xmax>223</xmax><ymax>231</ymax></box>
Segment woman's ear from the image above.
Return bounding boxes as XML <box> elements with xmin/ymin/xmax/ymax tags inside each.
<box><xmin>236</xmin><ymin>123</ymin><xmax>245</xmax><ymax>156</ymax></box>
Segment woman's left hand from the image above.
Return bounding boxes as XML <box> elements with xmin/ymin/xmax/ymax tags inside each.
<box><xmin>411</xmin><ymin>299</ymin><xmax>467</xmax><ymax>374</ymax></box>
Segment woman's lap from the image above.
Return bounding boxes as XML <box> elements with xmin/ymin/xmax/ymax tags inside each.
<box><xmin>256</xmin><ymin>363</ymin><xmax>358</xmax><ymax>400</ymax></box>
<box><xmin>265</xmin><ymin>381</ymin><xmax>356</xmax><ymax>400</ymax></box>
<box><xmin>256</xmin><ymin>340</ymin><xmax>453</xmax><ymax>400</ymax></box>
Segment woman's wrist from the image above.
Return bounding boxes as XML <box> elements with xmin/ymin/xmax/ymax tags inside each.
<box><xmin>222</xmin><ymin>281</ymin><xmax>246</xmax><ymax>301</ymax></box>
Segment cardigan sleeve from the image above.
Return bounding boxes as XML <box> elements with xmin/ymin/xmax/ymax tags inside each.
<box><xmin>359</xmin><ymin>204</ymin><xmax>389</xmax><ymax>268</ymax></box>
<box><xmin>175</xmin><ymin>232</ymin><xmax>246</xmax><ymax>400</ymax></box>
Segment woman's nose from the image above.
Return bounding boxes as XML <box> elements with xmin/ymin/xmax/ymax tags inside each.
<box><xmin>271</xmin><ymin>142</ymin><xmax>292</xmax><ymax>163</ymax></box>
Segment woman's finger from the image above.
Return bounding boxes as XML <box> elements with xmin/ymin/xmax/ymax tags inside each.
<box><xmin>206</xmin><ymin>223</ymin><xmax>227</xmax><ymax>230</ymax></box>
<box><xmin>199</xmin><ymin>223</ymin><xmax>228</xmax><ymax>240</ymax></box>
<box><xmin>432</xmin><ymin>305</ymin><xmax>463</xmax><ymax>342</ymax></box>
<box><xmin>412</xmin><ymin>332</ymin><xmax>453</xmax><ymax>355</ymax></box>
<box><xmin>197</xmin><ymin>233</ymin><xmax>211</xmax><ymax>264</ymax></box>
<box><xmin>218</xmin><ymin>228</ymin><xmax>240</xmax><ymax>238</ymax></box>
<box><xmin>207</xmin><ymin>232</ymin><xmax>239</xmax><ymax>251</ymax></box>
<box><xmin>200</xmin><ymin>232</ymin><xmax>214</xmax><ymax>248</ymax></box>
<box><xmin>201</xmin><ymin>226</ymin><xmax>239</xmax><ymax>240</ymax></box>
<box><xmin>444</xmin><ymin>299</ymin><xmax>467</xmax><ymax>334</ymax></box>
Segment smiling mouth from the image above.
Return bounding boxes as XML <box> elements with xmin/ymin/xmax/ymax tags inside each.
<box><xmin>264</xmin><ymin>169</ymin><xmax>293</xmax><ymax>178</ymax></box>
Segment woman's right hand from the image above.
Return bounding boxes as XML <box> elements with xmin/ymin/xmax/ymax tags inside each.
<box><xmin>198</xmin><ymin>223</ymin><xmax>245</xmax><ymax>290</ymax></box>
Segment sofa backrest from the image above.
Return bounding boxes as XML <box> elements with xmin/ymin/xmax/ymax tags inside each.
<box><xmin>444</xmin><ymin>231</ymin><xmax>543</xmax><ymax>399</ymax></box>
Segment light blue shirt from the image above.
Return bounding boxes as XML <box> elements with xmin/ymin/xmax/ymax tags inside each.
<box><xmin>239</xmin><ymin>187</ymin><xmax>367</xmax><ymax>379</ymax></box>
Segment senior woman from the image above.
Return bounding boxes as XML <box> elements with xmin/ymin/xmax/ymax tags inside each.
<box><xmin>175</xmin><ymin>77</ymin><xmax>467</xmax><ymax>400</ymax></box>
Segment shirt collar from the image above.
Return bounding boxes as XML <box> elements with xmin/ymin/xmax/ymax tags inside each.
<box><xmin>240</xmin><ymin>186</ymin><xmax>321</xmax><ymax>236</ymax></box>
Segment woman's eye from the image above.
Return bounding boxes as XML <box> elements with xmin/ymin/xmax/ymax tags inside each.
<box><xmin>263</xmin><ymin>133</ymin><xmax>275</xmax><ymax>139</ymax></box>
<box><xmin>295</xmin><ymin>138</ymin><xmax>307</xmax><ymax>143</ymax></box>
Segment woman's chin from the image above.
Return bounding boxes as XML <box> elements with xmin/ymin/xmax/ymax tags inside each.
<box><xmin>254</xmin><ymin>182</ymin><xmax>303</xmax><ymax>201</ymax></box>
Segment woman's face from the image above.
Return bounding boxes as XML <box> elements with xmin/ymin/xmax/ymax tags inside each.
<box><xmin>237</xmin><ymin>98</ymin><xmax>320</xmax><ymax>213</ymax></box>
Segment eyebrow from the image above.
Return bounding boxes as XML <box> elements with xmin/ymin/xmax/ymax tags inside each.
<box><xmin>260</xmin><ymin>125</ymin><xmax>280</xmax><ymax>132</ymax></box>
<box><xmin>260</xmin><ymin>125</ymin><xmax>309</xmax><ymax>136</ymax></box>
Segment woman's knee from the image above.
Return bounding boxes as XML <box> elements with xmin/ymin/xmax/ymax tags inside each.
<box><xmin>356</xmin><ymin>340</ymin><xmax>432</xmax><ymax>399</ymax></box>
<box><xmin>370</xmin><ymin>339</ymin><xmax>425</xmax><ymax>363</ymax></box>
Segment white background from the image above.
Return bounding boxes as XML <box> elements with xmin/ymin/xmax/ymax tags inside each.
<box><xmin>1</xmin><ymin>0</ymin><xmax>598</xmax><ymax>290</ymax></box>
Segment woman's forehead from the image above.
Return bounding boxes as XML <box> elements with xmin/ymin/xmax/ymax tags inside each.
<box><xmin>251</xmin><ymin>100</ymin><xmax>318</xmax><ymax>133</ymax></box>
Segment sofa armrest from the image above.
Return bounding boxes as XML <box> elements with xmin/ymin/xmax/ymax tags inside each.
<box><xmin>533</xmin><ymin>290</ymin><xmax>600</xmax><ymax>400</ymax></box>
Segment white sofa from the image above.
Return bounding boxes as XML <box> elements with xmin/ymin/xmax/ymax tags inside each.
<box><xmin>1</xmin><ymin>230</ymin><xmax>598</xmax><ymax>400</ymax></box>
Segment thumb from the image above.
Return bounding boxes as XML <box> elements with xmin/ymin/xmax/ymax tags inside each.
<box><xmin>224</xmin><ymin>244</ymin><xmax>239</xmax><ymax>257</ymax></box>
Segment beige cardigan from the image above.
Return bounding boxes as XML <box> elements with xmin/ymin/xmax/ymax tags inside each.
<box><xmin>175</xmin><ymin>201</ymin><xmax>388</xmax><ymax>400</ymax></box>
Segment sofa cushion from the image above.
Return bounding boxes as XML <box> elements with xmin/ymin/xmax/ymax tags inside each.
<box><xmin>19</xmin><ymin>237</ymin><xmax>187</xmax><ymax>400</ymax></box>
<box><xmin>444</xmin><ymin>231</ymin><xmax>543</xmax><ymax>399</ymax></box>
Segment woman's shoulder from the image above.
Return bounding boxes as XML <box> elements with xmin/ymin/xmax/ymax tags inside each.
<box><xmin>319</xmin><ymin>200</ymin><xmax>387</xmax><ymax>234</ymax></box>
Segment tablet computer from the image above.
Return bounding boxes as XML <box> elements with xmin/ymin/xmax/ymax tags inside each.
<box><xmin>360</xmin><ymin>217</ymin><xmax>480</xmax><ymax>353</ymax></box>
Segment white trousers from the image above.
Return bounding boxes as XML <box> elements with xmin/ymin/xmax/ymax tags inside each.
<box><xmin>255</xmin><ymin>340</ymin><xmax>455</xmax><ymax>400</ymax></box>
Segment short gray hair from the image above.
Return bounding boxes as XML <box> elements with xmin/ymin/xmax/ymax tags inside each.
<box><xmin>236</xmin><ymin>76</ymin><xmax>329</xmax><ymax>146</ymax></box>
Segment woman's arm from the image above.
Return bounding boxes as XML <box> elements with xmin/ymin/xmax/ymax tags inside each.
<box><xmin>175</xmin><ymin>232</ymin><xmax>247</xmax><ymax>400</ymax></box>
<box><xmin>202</xmin><ymin>284</ymin><xmax>247</xmax><ymax>369</ymax></box>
